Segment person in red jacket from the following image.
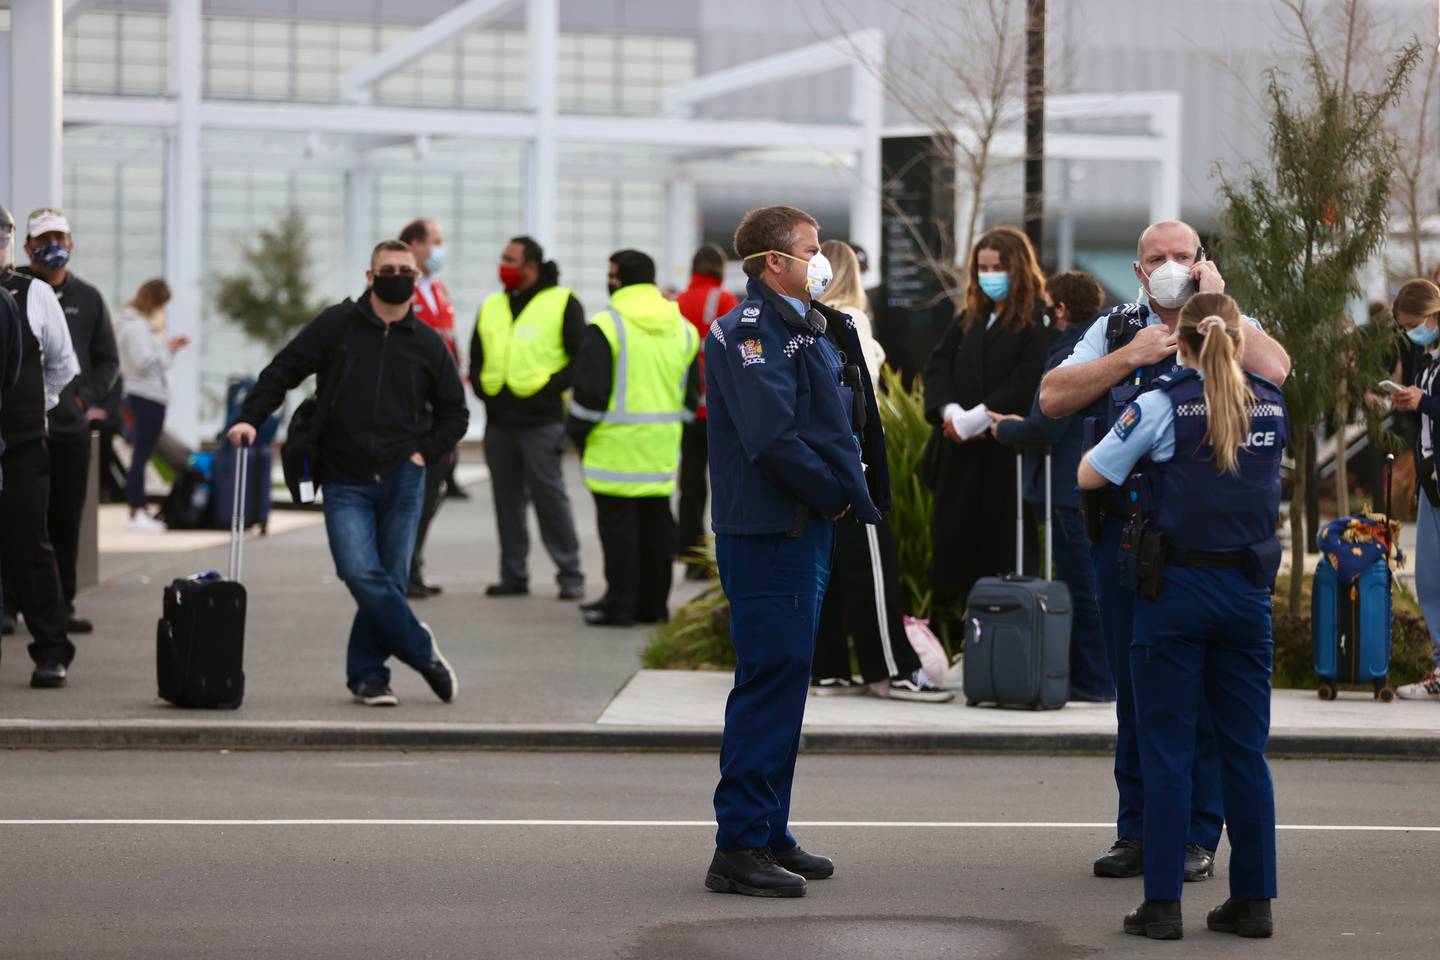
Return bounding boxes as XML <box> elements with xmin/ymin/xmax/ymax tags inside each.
<box><xmin>674</xmin><ymin>244</ymin><xmax>737</xmax><ymax>577</ymax></box>
<box><xmin>400</xmin><ymin>218</ymin><xmax>461</xmax><ymax>599</ymax></box>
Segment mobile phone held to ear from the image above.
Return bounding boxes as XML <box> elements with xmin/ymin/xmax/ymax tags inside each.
<box><xmin>1378</xmin><ymin>379</ymin><xmax>1404</xmax><ymax>394</ymax></box>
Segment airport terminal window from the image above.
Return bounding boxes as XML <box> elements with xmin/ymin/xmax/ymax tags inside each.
<box><xmin>64</xmin><ymin>10</ymin><xmax>170</xmax><ymax>96</ymax></box>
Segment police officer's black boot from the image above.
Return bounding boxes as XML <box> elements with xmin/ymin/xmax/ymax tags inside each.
<box><xmin>1124</xmin><ymin>899</ymin><xmax>1183</xmax><ymax>940</ymax></box>
<box><xmin>705</xmin><ymin>847</ymin><xmax>807</xmax><ymax>898</ymax></box>
<box><xmin>1183</xmin><ymin>843</ymin><xmax>1216</xmax><ymax>881</ymax></box>
<box><xmin>1094</xmin><ymin>838</ymin><xmax>1144</xmax><ymax>878</ymax></box>
<box><xmin>1206</xmin><ymin>898</ymin><xmax>1273</xmax><ymax>938</ymax></box>
<box><xmin>770</xmin><ymin>845</ymin><xmax>834</xmax><ymax>879</ymax></box>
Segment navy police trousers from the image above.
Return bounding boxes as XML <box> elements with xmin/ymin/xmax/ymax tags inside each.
<box><xmin>1132</xmin><ymin>565</ymin><xmax>1278</xmax><ymax>902</ymax></box>
<box><xmin>1093</xmin><ymin>515</ymin><xmax>1224</xmax><ymax>849</ymax></box>
<box><xmin>713</xmin><ymin>520</ymin><xmax>834</xmax><ymax>851</ymax></box>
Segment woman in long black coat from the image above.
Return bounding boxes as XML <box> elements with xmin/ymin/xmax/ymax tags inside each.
<box><xmin>924</xmin><ymin>226</ymin><xmax>1050</xmax><ymax>611</ymax></box>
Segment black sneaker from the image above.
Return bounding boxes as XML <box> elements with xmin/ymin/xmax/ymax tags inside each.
<box><xmin>30</xmin><ymin>661</ymin><xmax>67</xmax><ymax>688</ymax></box>
<box><xmin>770</xmin><ymin>845</ymin><xmax>834</xmax><ymax>879</ymax></box>
<box><xmin>557</xmin><ymin>583</ymin><xmax>585</xmax><ymax>601</ymax></box>
<box><xmin>66</xmin><ymin>615</ymin><xmax>94</xmax><ymax>635</ymax></box>
<box><xmin>704</xmin><ymin>848</ymin><xmax>806</xmax><ymax>898</ymax></box>
<box><xmin>885</xmin><ymin>669</ymin><xmax>956</xmax><ymax>703</ymax></box>
<box><xmin>1207</xmin><ymin>898</ymin><xmax>1273</xmax><ymax>938</ymax></box>
<box><xmin>417</xmin><ymin>624</ymin><xmax>458</xmax><ymax>703</ymax></box>
<box><xmin>1124</xmin><ymin>899</ymin><xmax>1183</xmax><ymax>940</ymax></box>
<box><xmin>811</xmin><ymin>677</ymin><xmax>867</xmax><ymax>696</ymax></box>
<box><xmin>1184</xmin><ymin>842</ymin><xmax>1215</xmax><ymax>882</ymax></box>
<box><xmin>1094</xmin><ymin>838</ymin><xmax>1144</xmax><ymax>878</ymax></box>
<box><xmin>352</xmin><ymin>682</ymin><xmax>399</xmax><ymax>706</ymax></box>
<box><xmin>1</xmin><ymin>613</ymin><xmax>15</xmax><ymax>636</ymax></box>
<box><xmin>485</xmin><ymin>581</ymin><xmax>529</xmax><ymax>597</ymax></box>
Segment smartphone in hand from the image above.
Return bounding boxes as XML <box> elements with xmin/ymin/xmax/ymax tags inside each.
<box><xmin>1378</xmin><ymin>380</ymin><xmax>1404</xmax><ymax>394</ymax></box>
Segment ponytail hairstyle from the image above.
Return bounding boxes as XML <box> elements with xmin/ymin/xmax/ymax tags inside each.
<box><xmin>510</xmin><ymin>234</ymin><xmax>561</xmax><ymax>286</ymax></box>
<box><xmin>1177</xmin><ymin>292</ymin><xmax>1252</xmax><ymax>475</ymax></box>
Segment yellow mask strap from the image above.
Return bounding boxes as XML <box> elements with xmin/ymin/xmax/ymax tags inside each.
<box><xmin>742</xmin><ymin>250</ymin><xmax>808</xmax><ymax>265</ymax></box>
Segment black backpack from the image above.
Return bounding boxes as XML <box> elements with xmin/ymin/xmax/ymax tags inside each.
<box><xmin>280</xmin><ymin>310</ymin><xmax>353</xmax><ymax>503</ymax></box>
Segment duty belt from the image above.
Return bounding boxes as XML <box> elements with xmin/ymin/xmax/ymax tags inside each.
<box><xmin>1164</xmin><ymin>545</ymin><xmax>1247</xmax><ymax>568</ymax></box>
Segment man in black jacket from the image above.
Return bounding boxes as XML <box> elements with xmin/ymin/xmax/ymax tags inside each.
<box><xmin>17</xmin><ymin>208</ymin><xmax>119</xmax><ymax>635</ymax></box>
<box><xmin>469</xmin><ymin>236</ymin><xmax>586</xmax><ymax>600</ymax></box>
<box><xmin>1</xmin><ymin>205</ymin><xmax>82</xmax><ymax>686</ymax></box>
<box><xmin>228</xmin><ymin>240</ymin><xmax>469</xmax><ymax>707</ymax></box>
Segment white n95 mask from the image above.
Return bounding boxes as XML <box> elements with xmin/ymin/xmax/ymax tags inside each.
<box><xmin>804</xmin><ymin>251</ymin><xmax>834</xmax><ymax>297</ymax></box>
<box><xmin>1142</xmin><ymin>259</ymin><xmax>1197</xmax><ymax>310</ymax></box>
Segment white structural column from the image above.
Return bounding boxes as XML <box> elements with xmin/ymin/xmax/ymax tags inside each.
<box><xmin>165</xmin><ymin>0</ymin><xmax>202</xmax><ymax>447</ymax></box>
<box><xmin>1147</xmin><ymin>92</ymin><xmax>1182</xmax><ymax>223</ymax></box>
<box><xmin>524</xmin><ymin>0</ymin><xmax>559</xmax><ymax>248</ymax></box>
<box><xmin>343</xmin><ymin>167</ymin><xmax>373</xmax><ymax>285</ymax></box>
<box><xmin>10</xmin><ymin>0</ymin><xmax>64</xmax><ymax>221</ymax></box>
<box><xmin>848</xmin><ymin>30</ymin><xmax>884</xmax><ymax>284</ymax></box>
<box><xmin>663</xmin><ymin>179</ymin><xmax>699</xmax><ymax>290</ymax></box>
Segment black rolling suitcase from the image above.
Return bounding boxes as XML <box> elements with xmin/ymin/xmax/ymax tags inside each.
<box><xmin>962</xmin><ymin>450</ymin><xmax>1072</xmax><ymax>709</ymax></box>
<box><xmin>156</xmin><ymin>444</ymin><xmax>249</xmax><ymax>709</ymax></box>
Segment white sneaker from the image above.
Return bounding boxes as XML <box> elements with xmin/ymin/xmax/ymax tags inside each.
<box><xmin>1396</xmin><ymin>670</ymin><xmax>1440</xmax><ymax>700</ymax></box>
<box><xmin>884</xmin><ymin>669</ymin><xmax>957</xmax><ymax>703</ymax></box>
<box><xmin>127</xmin><ymin>512</ymin><xmax>168</xmax><ymax>532</ymax></box>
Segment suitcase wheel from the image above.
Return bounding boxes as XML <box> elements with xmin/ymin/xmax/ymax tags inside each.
<box><xmin>1316</xmin><ymin>684</ymin><xmax>1336</xmax><ymax>701</ymax></box>
<box><xmin>1376</xmin><ymin>686</ymin><xmax>1395</xmax><ymax>704</ymax></box>
<box><xmin>966</xmin><ymin>699</ymin><xmax>980</xmax><ymax>707</ymax></box>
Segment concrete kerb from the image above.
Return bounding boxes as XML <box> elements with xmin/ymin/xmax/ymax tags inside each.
<box><xmin>1</xmin><ymin>719</ymin><xmax>1438</xmax><ymax>759</ymax></box>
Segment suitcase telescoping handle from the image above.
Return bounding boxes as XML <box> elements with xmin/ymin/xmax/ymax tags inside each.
<box><xmin>228</xmin><ymin>439</ymin><xmax>250</xmax><ymax>582</ymax></box>
<box><xmin>1013</xmin><ymin>449</ymin><xmax>1055</xmax><ymax>580</ymax></box>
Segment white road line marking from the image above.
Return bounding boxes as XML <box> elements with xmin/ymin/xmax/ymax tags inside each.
<box><xmin>0</xmin><ymin>819</ymin><xmax>1436</xmax><ymax>832</ymax></box>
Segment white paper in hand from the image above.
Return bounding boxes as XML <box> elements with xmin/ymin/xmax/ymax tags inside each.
<box><xmin>299</xmin><ymin>480</ymin><xmax>316</xmax><ymax>504</ymax></box>
<box><xmin>956</xmin><ymin>403</ymin><xmax>992</xmax><ymax>441</ymax></box>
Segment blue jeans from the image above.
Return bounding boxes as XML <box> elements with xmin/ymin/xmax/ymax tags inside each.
<box><xmin>1132</xmin><ymin>566</ymin><xmax>1277</xmax><ymax>902</ymax></box>
<box><xmin>1415</xmin><ymin>496</ymin><xmax>1440</xmax><ymax>667</ymax></box>
<box><xmin>1050</xmin><ymin>506</ymin><xmax>1113</xmax><ymax>700</ymax></box>
<box><xmin>713</xmin><ymin>520</ymin><xmax>835</xmax><ymax>852</ymax></box>
<box><xmin>323</xmin><ymin>461</ymin><xmax>436</xmax><ymax>690</ymax></box>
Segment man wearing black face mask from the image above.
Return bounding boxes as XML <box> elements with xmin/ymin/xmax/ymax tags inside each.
<box><xmin>15</xmin><ymin>209</ymin><xmax>119</xmax><ymax>636</ymax></box>
<box><xmin>227</xmin><ymin>240</ymin><xmax>469</xmax><ymax>707</ymax></box>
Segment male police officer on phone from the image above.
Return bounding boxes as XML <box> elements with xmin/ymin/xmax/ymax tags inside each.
<box><xmin>702</xmin><ymin>205</ymin><xmax>890</xmax><ymax>898</ymax></box>
<box><xmin>1039</xmin><ymin>220</ymin><xmax>1290</xmax><ymax>883</ymax></box>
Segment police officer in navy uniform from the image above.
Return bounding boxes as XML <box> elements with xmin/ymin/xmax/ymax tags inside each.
<box><xmin>1080</xmin><ymin>293</ymin><xmax>1286</xmax><ymax>940</ymax></box>
<box><xmin>703</xmin><ymin>205</ymin><xmax>890</xmax><ymax>898</ymax></box>
<box><xmin>1039</xmin><ymin>221</ymin><xmax>1290</xmax><ymax>881</ymax></box>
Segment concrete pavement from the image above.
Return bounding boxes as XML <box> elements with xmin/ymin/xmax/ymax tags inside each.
<box><xmin>1</xmin><ymin>750</ymin><xmax>1436</xmax><ymax>959</ymax></box>
<box><xmin>2</xmin><ymin>455</ymin><xmax>1437</xmax><ymax>755</ymax></box>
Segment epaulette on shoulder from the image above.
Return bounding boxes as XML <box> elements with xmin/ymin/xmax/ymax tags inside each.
<box><xmin>735</xmin><ymin>299</ymin><xmax>764</xmax><ymax>329</ymax></box>
<box><xmin>1154</xmin><ymin>367</ymin><xmax>1199</xmax><ymax>391</ymax></box>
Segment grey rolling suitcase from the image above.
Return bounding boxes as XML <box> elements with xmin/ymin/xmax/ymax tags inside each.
<box><xmin>962</xmin><ymin>450</ymin><xmax>1072</xmax><ymax>709</ymax></box>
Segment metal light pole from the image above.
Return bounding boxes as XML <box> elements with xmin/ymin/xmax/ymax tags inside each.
<box><xmin>1024</xmin><ymin>0</ymin><xmax>1047</xmax><ymax>253</ymax></box>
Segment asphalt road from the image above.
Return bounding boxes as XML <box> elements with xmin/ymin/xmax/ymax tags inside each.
<box><xmin>1</xmin><ymin>751</ymin><xmax>1435</xmax><ymax>959</ymax></box>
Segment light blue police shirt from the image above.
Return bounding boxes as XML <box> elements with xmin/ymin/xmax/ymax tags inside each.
<box><xmin>1058</xmin><ymin>305</ymin><xmax>1264</xmax><ymax>368</ymax></box>
<box><xmin>780</xmin><ymin>293</ymin><xmax>810</xmax><ymax>319</ymax></box>
<box><xmin>1086</xmin><ymin>388</ymin><xmax>1177</xmax><ymax>485</ymax></box>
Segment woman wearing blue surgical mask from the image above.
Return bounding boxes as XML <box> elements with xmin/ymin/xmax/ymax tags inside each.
<box><xmin>921</xmin><ymin>226</ymin><xmax>1050</xmax><ymax>629</ymax></box>
<box><xmin>1391</xmin><ymin>279</ymin><xmax>1440</xmax><ymax>701</ymax></box>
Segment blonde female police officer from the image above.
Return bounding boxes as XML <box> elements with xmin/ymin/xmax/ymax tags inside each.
<box><xmin>1079</xmin><ymin>292</ymin><xmax>1286</xmax><ymax>941</ymax></box>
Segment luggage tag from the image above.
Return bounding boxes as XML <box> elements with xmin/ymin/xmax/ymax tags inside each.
<box><xmin>299</xmin><ymin>455</ymin><xmax>317</xmax><ymax>504</ymax></box>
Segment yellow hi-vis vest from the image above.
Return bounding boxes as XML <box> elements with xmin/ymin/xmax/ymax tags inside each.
<box><xmin>573</xmin><ymin>307</ymin><xmax>698</xmax><ymax>497</ymax></box>
<box><xmin>475</xmin><ymin>286</ymin><xmax>572</xmax><ymax>398</ymax></box>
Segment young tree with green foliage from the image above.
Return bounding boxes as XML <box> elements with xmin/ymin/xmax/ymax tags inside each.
<box><xmin>212</xmin><ymin>208</ymin><xmax>325</xmax><ymax>349</ymax></box>
<box><xmin>1217</xmin><ymin>35</ymin><xmax>1420</xmax><ymax>615</ymax></box>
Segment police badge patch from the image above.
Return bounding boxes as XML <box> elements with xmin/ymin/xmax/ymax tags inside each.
<box><xmin>739</xmin><ymin>305</ymin><xmax>761</xmax><ymax>327</ymax></box>
<box><xmin>738</xmin><ymin>339</ymin><xmax>766</xmax><ymax>366</ymax></box>
<box><xmin>1113</xmin><ymin>402</ymin><xmax>1142</xmax><ymax>439</ymax></box>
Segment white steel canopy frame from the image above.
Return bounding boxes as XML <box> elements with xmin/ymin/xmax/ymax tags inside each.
<box><xmin>37</xmin><ymin>0</ymin><xmax>1184</xmax><ymax>441</ymax></box>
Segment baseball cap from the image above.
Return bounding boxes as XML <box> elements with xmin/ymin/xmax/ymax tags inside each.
<box><xmin>27</xmin><ymin>207</ymin><xmax>70</xmax><ymax>239</ymax></box>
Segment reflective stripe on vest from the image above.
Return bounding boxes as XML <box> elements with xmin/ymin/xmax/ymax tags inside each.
<box><xmin>475</xmin><ymin>286</ymin><xmax>571</xmax><ymax>398</ymax></box>
<box><xmin>580</xmin><ymin>307</ymin><xmax>698</xmax><ymax>497</ymax></box>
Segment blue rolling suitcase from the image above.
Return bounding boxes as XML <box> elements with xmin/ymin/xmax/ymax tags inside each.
<box><xmin>1312</xmin><ymin>457</ymin><xmax>1395</xmax><ymax>702</ymax></box>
